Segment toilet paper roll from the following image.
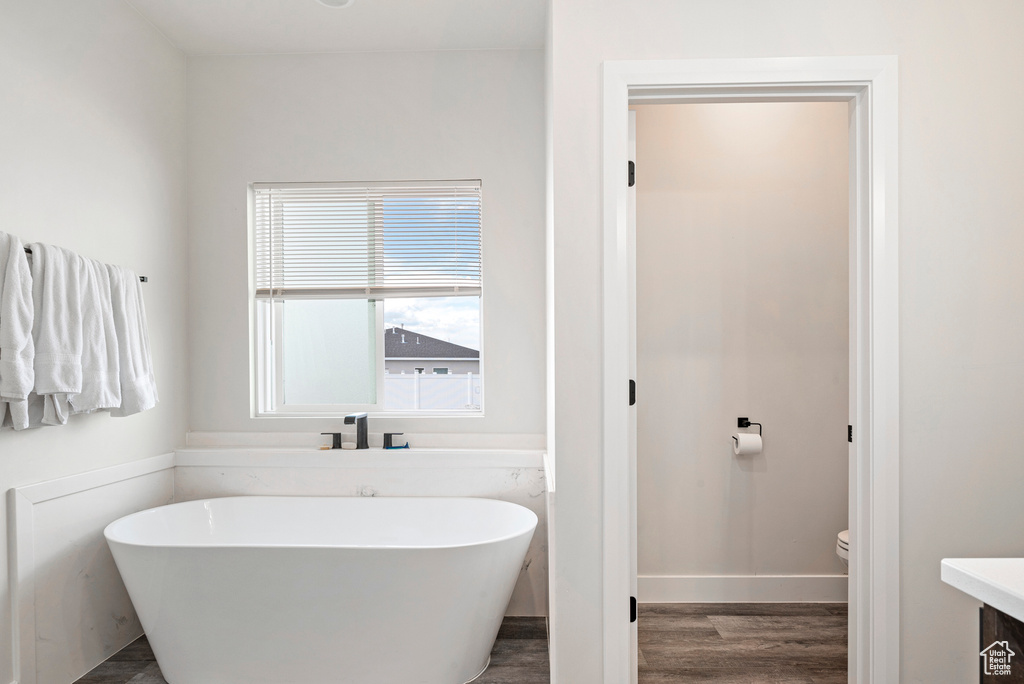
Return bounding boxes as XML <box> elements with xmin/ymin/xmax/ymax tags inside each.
<box><xmin>733</xmin><ymin>433</ymin><xmax>762</xmax><ymax>456</ymax></box>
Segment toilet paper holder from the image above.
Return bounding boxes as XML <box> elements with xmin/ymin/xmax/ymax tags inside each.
<box><xmin>736</xmin><ymin>417</ymin><xmax>762</xmax><ymax>437</ymax></box>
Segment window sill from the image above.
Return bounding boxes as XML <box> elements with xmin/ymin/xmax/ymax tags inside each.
<box><xmin>254</xmin><ymin>410</ymin><xmax>486</xmax><ymax>419</ymax></box>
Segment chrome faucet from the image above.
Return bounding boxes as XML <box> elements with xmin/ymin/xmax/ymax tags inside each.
<box><xmin>344</xmin><ymin>412</ymin><xmax>369</xmax><ymax>449</ymax></box>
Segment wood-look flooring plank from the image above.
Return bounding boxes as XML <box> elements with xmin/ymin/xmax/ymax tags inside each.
<box><xmin>488</xmin><ymin>638</ymin><xmax>550</xmax><ymax>668</ymax></box>
<box><xmin>124</xmin><ymin>663</ymin><xmax>166</xmax><ymax>684</ymax></box>
<box><xmin>807</xmin><ymin>670</ymin><xmax>850</xmax><ymax>684</ymax></box>
<box><xmin>497</xmin><ymin>616</ymin><xmax>548</xmax><ymax>640</ymax></box>
<box><xmin>823</xmin><ymin>604</ymin><xmax>848</xmax><ymax>617</ymax></box>
<box><xmin>639</xmin><ymin>629</ymin><xmax>725</xmax><ymax>648</ymax></box>
<box><xmin>638</xmin><ymin>665</ymin><xmax>817</xmax><ymax>683</ymax></box>
<box><xmin>708</xmin><ymin>615</ymin><xmax>847</xmax><ymax>643</ymax></box>
<box><xmin>637</xmin><ymin>603</ymin><xmax>849</xmax><ymax>683</ymax></box>
<box><xmin>74</xmin><ymin>660</ymin><xmax>149</xmax><ymax>684</ymax></box>
<box><xmin>107</xmin><ymin>637</ymin><xmax>156</xmax><ymax>662</ymax></box>
<box><xmin>475</xmin><ymin>664</ymin><xmax>552</xmax><ymax>684</ymax></box>
<box><xmin>640</xmin><ymin>603</ymin><xmax>841</xmax><ymax>617</ymax></box>
<box><xmin>641</xmin><ymin>639</ymin><xmax>847</xmax><ymax>671</ymax></box>
<box><xmin>638</xmin><ymin>613</ymin><xmax>723</xmax><ymax>635</ymax></box>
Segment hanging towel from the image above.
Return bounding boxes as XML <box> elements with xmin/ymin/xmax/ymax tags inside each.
<box><xmin>27</xmin><ymin>243</ymin><xmax>83</xmax><ymax>425</ymax></box>
<box><xmin>1</xmin><ymin>392</ymin><xmax>44</xmax><ymax>430</ymax></box>
<box><xmin>107</xmin><ymin>264</ymin><xmax>157</xmax><ymax>416</ymax></box>
<box><xmin>0</xmin><ymin>232</ymin><xmax>35</xmax><ymax>429</ymax></box>
<box><xmin>69</xmin><ymin>257</ymin><xmax>121</xmax><ymax>414</ymax></box>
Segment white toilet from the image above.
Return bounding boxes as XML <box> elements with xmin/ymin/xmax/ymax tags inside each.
<box><xmin>836</xmin><ymin>529</ymin><xmax>850</xmax><ymax>572</ymax></box>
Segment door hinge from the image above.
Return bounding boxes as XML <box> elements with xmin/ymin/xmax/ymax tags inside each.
<box><xmin>629</xmin><ymin>379</ymin><xmax>636</xmax><ymax>406</ymax></box>
<box><xmin>630</xmin><ymin>596</ymin><xmax>637</xmax><ymax>623</ymax></box>
<box><xmin>848</xmin><ymin>425</ymin><xmax>853</xmax><ymax>443</ymax></box>
<box><xmin>628</xmin><ymin>160</ymin><xmax>635</xmax><ymax>187</ymax></box>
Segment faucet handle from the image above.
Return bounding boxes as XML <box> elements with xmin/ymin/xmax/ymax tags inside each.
<box><xmin>383</xmin><ymin>432</ymin><xmax>405</xmax><ymax>449</ymax></box>
<box><xmin>321</xmin><ymin>432</ymin><xmax>342</xmax><ymax>449</ymax></box>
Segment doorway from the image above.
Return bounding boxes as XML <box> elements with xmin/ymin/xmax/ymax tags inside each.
<box><xmin>631</xmin><ymin>100</ymin><xmax>850</xmax><ymax>681</ymax></box>
<box><xmin>599</xmin><ymin>57</ymin><xmax>900</xmax><ymax>684</ymax></box>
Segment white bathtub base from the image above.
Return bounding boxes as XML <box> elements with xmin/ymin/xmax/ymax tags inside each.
<box><xmin>465</xmin><ymin>656</ymin><xmax>491</xmax><ymax>683</ymax></box>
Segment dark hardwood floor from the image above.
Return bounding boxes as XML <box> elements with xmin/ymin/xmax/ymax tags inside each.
<box><xmin>76</xmin><ymin>605</ymin><xmax>847</xmax><ymax>683</ymax></box>
<box><xmin>639</xmin><ymin>603</ymin><xmax>848</xmax><ymax>683</ymax></box>
<box><xmin>74</xmin><ymin>617</ymin><xmax>551</xmax><ymax>684</ymax></box>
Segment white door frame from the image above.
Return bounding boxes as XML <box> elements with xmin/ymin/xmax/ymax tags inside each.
<box><xmin>601</xmin><ymin>56</ymin><xmax>899</xmax><ymax>683</ymax></box>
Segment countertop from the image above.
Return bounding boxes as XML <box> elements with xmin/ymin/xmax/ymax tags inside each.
<box><xmin>941</xmin><ymin>558</ymin><xmax>1024</xmax><ymax>623</ymax></box>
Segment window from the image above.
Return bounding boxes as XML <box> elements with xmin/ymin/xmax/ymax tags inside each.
<box><xmin>252</xmin><ymin>180</ymin><xmax>482</xmax><ymax>415</ymax></box>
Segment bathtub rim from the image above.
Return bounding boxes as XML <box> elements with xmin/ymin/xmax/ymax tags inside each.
<box><xmin>103</xmin><ymin>494</ymin><xmax>539</xmax><ymax>551</ymax></box>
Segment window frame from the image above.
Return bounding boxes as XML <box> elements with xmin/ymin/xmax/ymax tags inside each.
<box><xmin>248</xmin><ymin>180</ymin><xmax>485</xmax><ymax>418</ymax></box>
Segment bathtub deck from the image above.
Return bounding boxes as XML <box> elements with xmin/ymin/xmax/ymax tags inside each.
<box><xmin>75</xmin><ymin>617</ymin><xmax>551</xmax><ymax>684</ymax></box>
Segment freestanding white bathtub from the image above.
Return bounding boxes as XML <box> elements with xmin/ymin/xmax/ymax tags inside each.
<box><xmin>104</xmin><ymin>496</ymin><xmax>538</xmax><ymax>684</ymax></box>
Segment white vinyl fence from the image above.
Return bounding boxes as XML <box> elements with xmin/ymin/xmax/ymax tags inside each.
<box><xmin>384</xmin><ymin>372</ymin><xmax>482</xmax><ymax>411</ymax></box>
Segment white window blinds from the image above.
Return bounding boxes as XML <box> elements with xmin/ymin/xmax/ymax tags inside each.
<box><xmin>254</xmin><ymin>180</ymin><xmax>482</xmax><ymax>299</ymax></box>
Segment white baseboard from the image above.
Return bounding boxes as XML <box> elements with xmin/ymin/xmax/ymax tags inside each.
<box><xmin>638</xmin><ymin>574</ymin><xmax>848</xmax><ymax>603</ymax></box>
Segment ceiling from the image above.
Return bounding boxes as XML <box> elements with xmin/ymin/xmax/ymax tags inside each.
<box><xmin>127</xmin><ymin>0</ymin><xmax>547</xmax><ymax>55</ymax></box>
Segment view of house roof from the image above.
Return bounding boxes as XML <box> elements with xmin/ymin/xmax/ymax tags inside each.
<box><xmin>384</xmin><ymin>326</ymin><xmax>479</xmax><ymax>359</ymax></box>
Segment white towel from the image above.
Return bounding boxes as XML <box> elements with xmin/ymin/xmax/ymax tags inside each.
<box><xmin>27</xmin><ymin>243</ymin><xmax>83</xmax><ymax>425</ymax></box>
<box><xmin>69</xmin><ymin>257</ymin><xmax>121</xmax><ymax>414</ymax></box>
<box><xmin>0</xmin><ymin>232</ymin><xmax>35</xmax><ymax>429</ymax></box>
<box><xmin>2</xmin><ymin>392</ymin><xmax>45</xmax><ymax>430</ymax></box>
<box><xmin>107</xmin><ymin>264</ymin><xmax>157</xmax><ymax>416</ymax></box>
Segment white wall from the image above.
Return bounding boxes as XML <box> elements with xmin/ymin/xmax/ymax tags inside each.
<box><xmin>634</xmin><ymin>103</ymin><xmax>849</xmax><ymax>596</ymax></box>
<box><xmin>187</xmin><ymin>50</ymin><xmax>546</xmax><ymax>439</ymax></box>
<box><xmin>550</xmin><ymin>2</ymin><xmax>1024</xmax><ymax>682</ymax></box>
<box><xmin>0</xmin><ymin>1</ymin><xmax>188</xmax><ymax>682</ymax></box>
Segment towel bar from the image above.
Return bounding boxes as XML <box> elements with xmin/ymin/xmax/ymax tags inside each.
<box><xmin>23</xmin><ymin>246</ymin><xmax>148</xmax><ymax>282</ymax></box>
